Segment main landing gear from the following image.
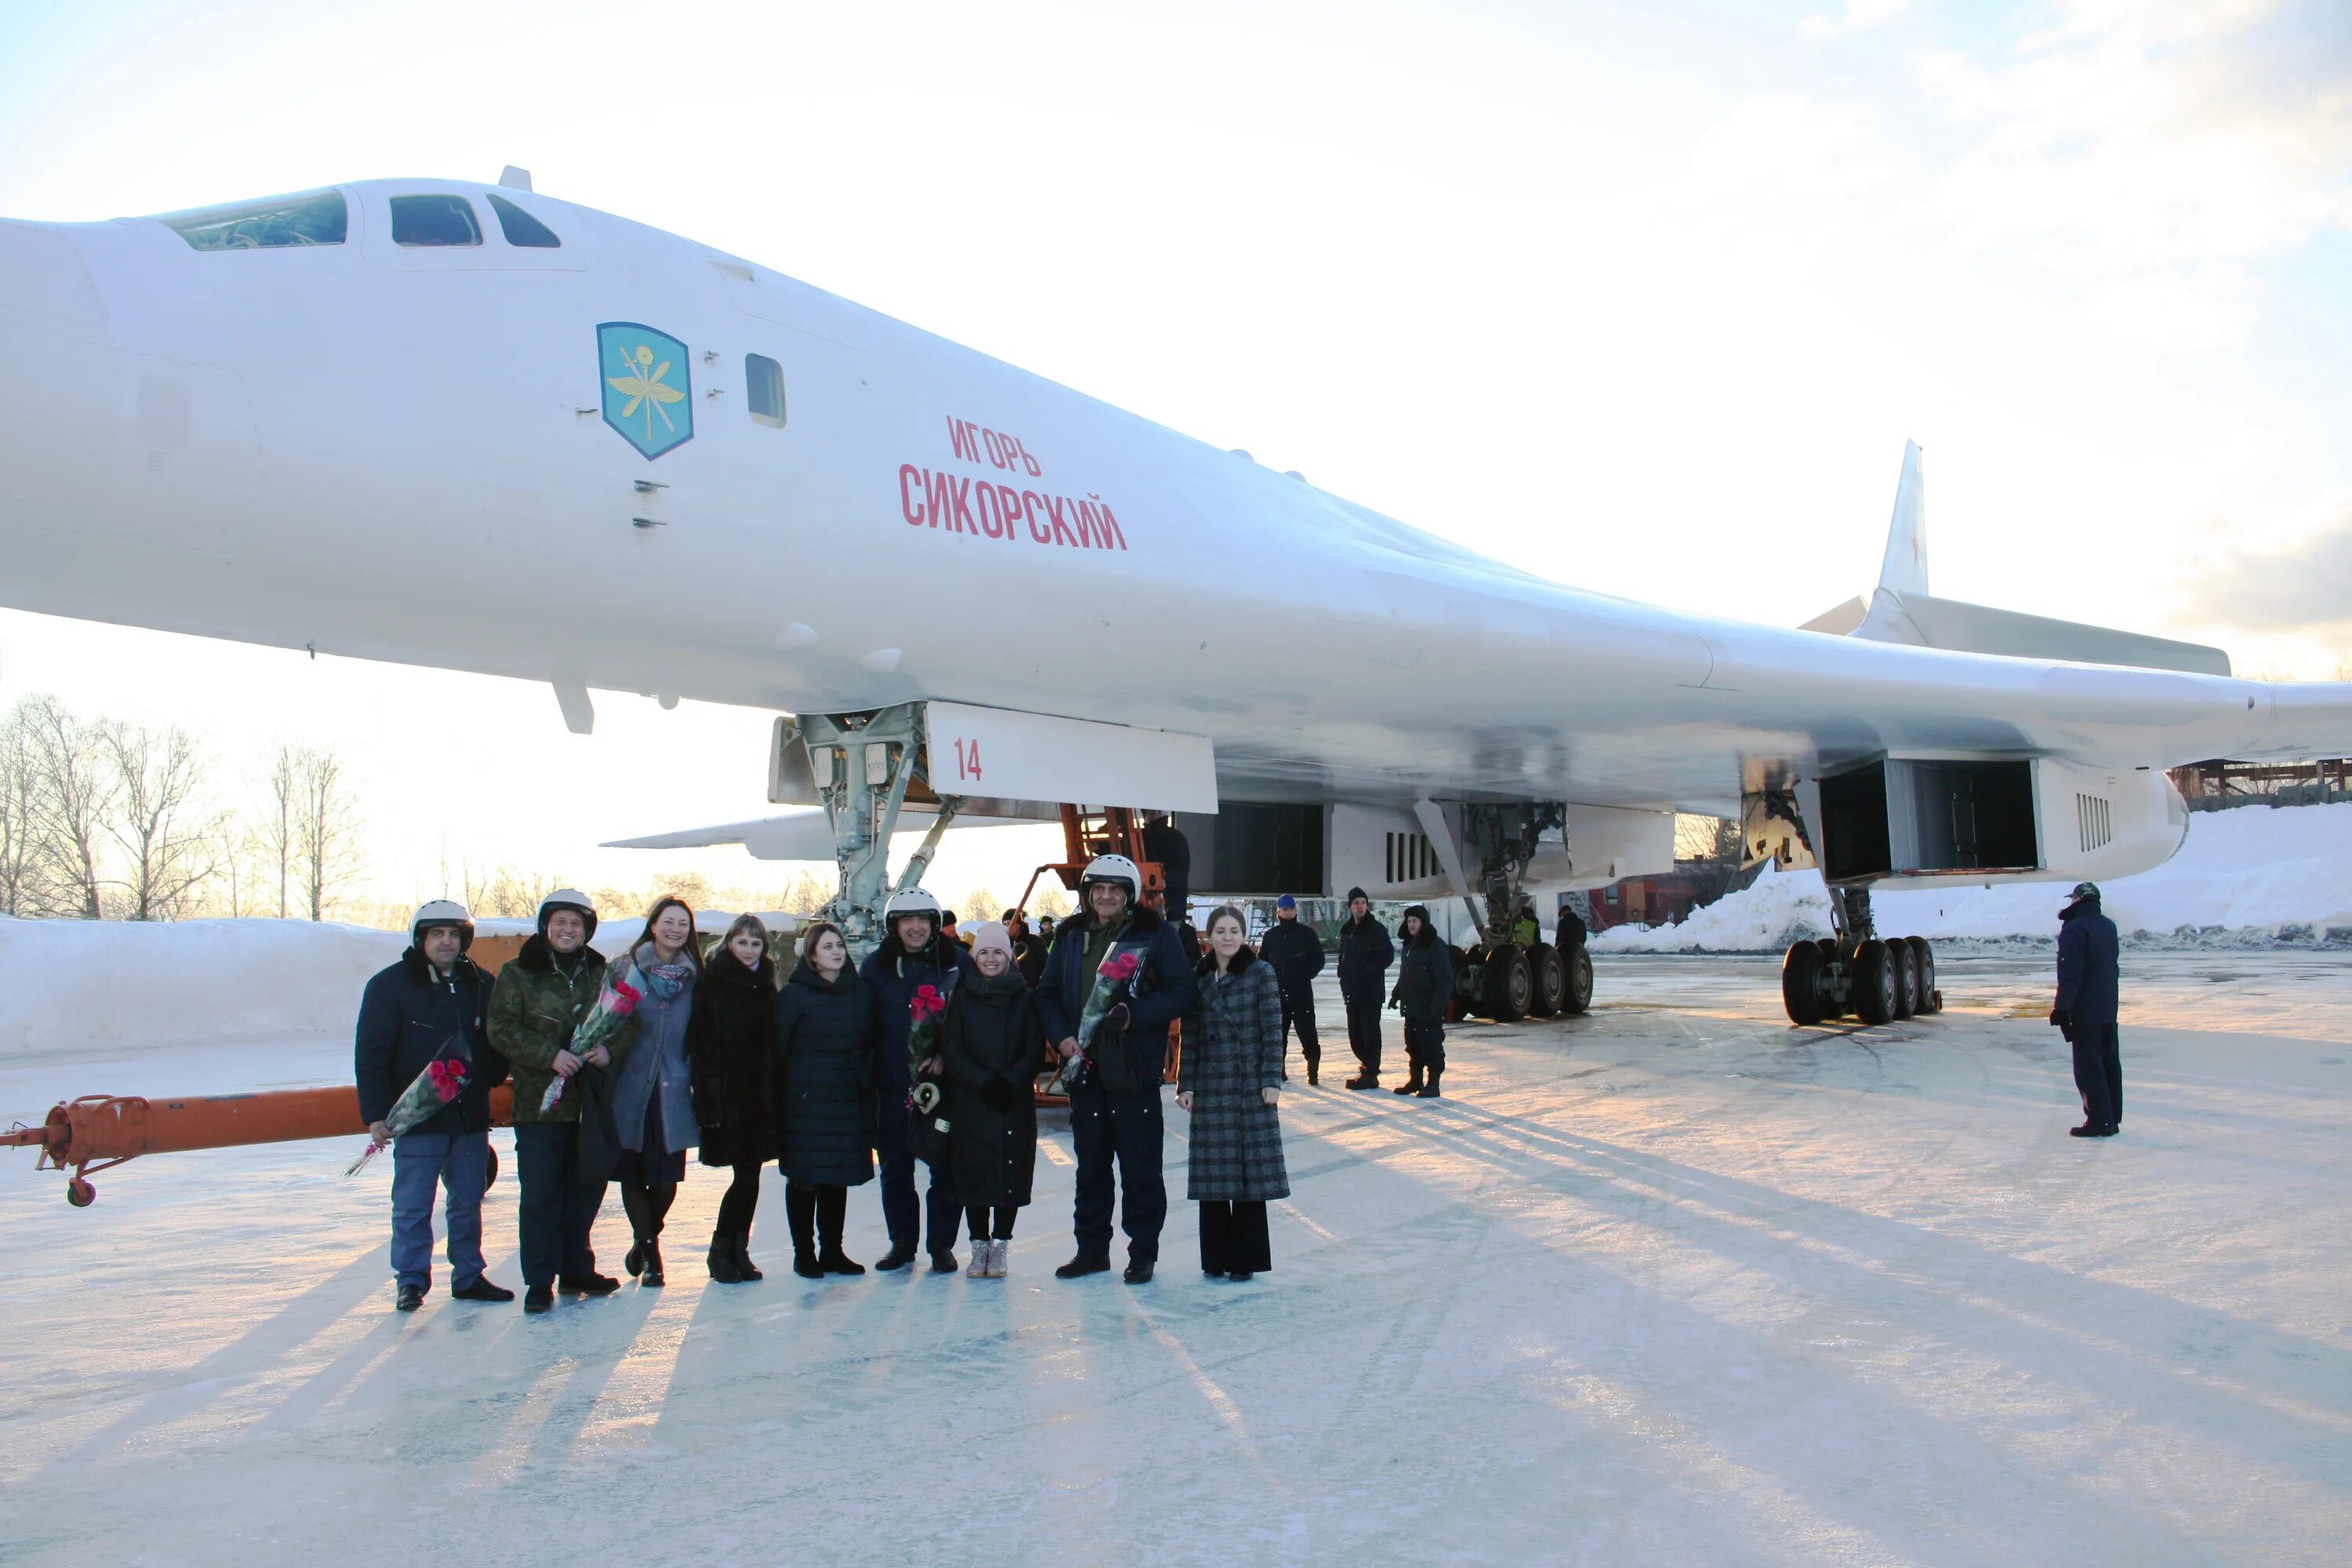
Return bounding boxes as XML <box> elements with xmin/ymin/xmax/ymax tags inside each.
<box><xmin>1781</xmin><ymin>884</ymin><xmax>1941</xmax><ymax>1026</ymax></box>
<box><xmin>1450</xmin><ymin>804</ymin><xmax>1592</xmax><ymax>1022</ymax></box>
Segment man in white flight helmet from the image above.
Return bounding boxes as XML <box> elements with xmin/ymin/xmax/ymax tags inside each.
<box><xmin>354</xmin><ymin>899</ymin><xmax>511</xmax><ymax>1312</ymax></box>
<box><xmin>858</xmin><ymin>886</ymin><xmax>974</xmax><ymax>1272</ymax></box>
<box><xmin>1034</xmin><ymin>853</ymin><xmax>1196</xmax><ymax>1283</ymax></box>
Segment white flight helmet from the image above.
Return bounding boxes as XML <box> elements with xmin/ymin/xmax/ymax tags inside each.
<box><xmin>1080</xmin><ymin>853</ymin><xmax>1142</xmax><ymax>905</ymax></box>
<box><xmin>411</xmin><ymin>898</ymin><xmax>475</xmax><ymax>951</ymax></box>
<box><xmin>882</xmin><ymin>887</ymin><xmax>943</xmax><ymax>938</ymax></box>
<box><xmin>538</xmin><ymin>887</ymin><xmax>598</xmax><ymax>940</ymax></box>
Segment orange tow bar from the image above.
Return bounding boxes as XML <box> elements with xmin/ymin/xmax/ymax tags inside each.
<box><xmin>4</xmin><ymin>1085</ymin><xmax>516</xmax><ymax>1207</ymax></box>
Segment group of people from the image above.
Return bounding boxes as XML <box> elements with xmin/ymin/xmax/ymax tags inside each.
<box><xmin>352</xmin><ymin>853</ymin><xmax>1296</xmax><ymax>1314</ymax></box>
<box><xmin>1256</xmin><ymin>887</ymin><xmax>1455</xmax><ymax>1098</ymax></box>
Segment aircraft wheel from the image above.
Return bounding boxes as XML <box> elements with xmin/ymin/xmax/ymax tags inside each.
<box><xmin>1853</xmin><ymin>939</ymin><xmax>1896</xmax><ymax>1025</ymax></box>
<box><xmin>1527</xmin><ymin>944</ymin><xmax>1566</xmax><ymax>1017</ymax></box>
<box><xmin>1907</xmin><ymin>936</ymin><xmax>1939</xmax><ymax>1013</ymax></box>
<box><xmin>1889</xmin><ymin>940</ymin><xmax>1916</xmax><ymax>1020</ymax></box>
<box><xmin>1813</xmin><ymin>938</ymin><xmax>1846</xmax><ymax>1015</ymax></box>
<box><xmin>1480</xmin><ymin>945</ymin><xmax>1532</xmax><ymax>1022</ymax></box>
<box><xmin>66</xmin><ymin>1177</ymin><xmax>96</xmax><ymax>1207</ymax></box>
<box><xmin>1559</xmin><ymin>946</ymin><xmax>1593</xmax><ymax>1013</ymax></box>
<box><xmin>1781</xmin><ymin>942</ymin><xmax>1825</xmax><ymax>1025</ymax></box>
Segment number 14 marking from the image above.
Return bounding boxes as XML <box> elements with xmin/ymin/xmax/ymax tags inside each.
<box><xmin>952</xmin><ymin>736</ymin><xmax>983</xmax><ymax>782</ymax></box>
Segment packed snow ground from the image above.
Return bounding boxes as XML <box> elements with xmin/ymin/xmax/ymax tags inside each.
<box><xmin>3</xmin><ymin>951</ymin><xmax>2350</xmax><ymax>1566</ymax></box>
<box><xmin>1597</xmin><ymin>801</ymin><xmax>2352</xmax><ymax>953</ymax></box>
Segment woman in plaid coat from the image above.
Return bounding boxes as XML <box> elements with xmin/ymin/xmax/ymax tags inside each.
<box><xmin>1179</xmin><ymin>905</ymin><xmax>1290</xmax><ymax>1280</ymax></box>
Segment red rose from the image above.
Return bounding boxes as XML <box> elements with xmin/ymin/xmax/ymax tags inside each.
<box><xmin>611</xmin><ymin>980</ymin><xmax>643</xmax><ymax>1015</ymax></box>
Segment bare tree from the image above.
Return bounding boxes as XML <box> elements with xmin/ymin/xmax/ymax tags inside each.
<box><xmin>20</xmin><ymin>696</ymin><xmax>114</xmax><ymax>919</ymax></box>
<box><xmin>0</xmin><ymin>704</ymin><xmax>43</xmax><ymax>916</ymax></box>
<box><xmin>104</xmin><ymin>722</ymin><xmax>222</xmax><ymax>920</ymax></box>
<box><xmin>257</xmin><ymin>746</ymin><xmax>299</xmax><ymax>918</ymax></box>
<box><xmin>291</xmin><ymin>747</ymin><xmax>363</xmax><ymax>921</ymax></box>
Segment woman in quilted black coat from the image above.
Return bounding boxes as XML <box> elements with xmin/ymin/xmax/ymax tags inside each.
<box><xmin>773</xmin><ymin>922</ymin><xmax>883</xmax><ymax>1279</ymax></box>
<box><xmin>1178</xmin><ymin>905</ymin><xmax>1290</xmax><ymax>1280</ymax></box>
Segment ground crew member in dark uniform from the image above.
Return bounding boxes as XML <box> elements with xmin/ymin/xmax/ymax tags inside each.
<box><xmin>1258</xmin><ymin>895</ymin><xmax>1326</xmax><ymax>1084</ymax></box>
<box><xmin>2052</xmin><ymin>880</ymin><xmax>2122</xmax><ymax>1138</ymax></box>
<box><xmin>1336</xmin><ymin>887</ymin><xmax>1394</xmax><ymax>1091</ymax></box>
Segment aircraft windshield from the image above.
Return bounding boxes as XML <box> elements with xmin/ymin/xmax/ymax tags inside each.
<box><xmin>157</xmin><ymin>189</ymin><xmax>347</xmax><ymax>251</ymax></box>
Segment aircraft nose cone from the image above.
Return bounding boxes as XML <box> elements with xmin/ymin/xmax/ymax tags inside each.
<box><xmin>0</xmin><ymin>218</ymin><xmax>118</xmax><ymax>579</ymax></box>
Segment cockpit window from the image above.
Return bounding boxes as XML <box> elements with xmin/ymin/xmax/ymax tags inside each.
<box><xmin>486</xmin><ymin>194</ymin><xmax>561</xmax><ymax>249</ymax></box>
<box><xmin>158</xmin><ymin>189</ymin><xmax>347</xmax><ymax>251</ymax></box>
<box><xmin>390</xmin><ymin>194</ymin><xmax>482</xmax><ymax>247</ymax></box>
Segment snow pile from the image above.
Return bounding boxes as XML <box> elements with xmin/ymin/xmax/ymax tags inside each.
<box><xmin>1596</xmin><ymin>800</ymin><xmax>2352</xmax><ymax>953</ymax></box>
<box><xmin>0</xmin><ymin>916</ymin><xmax>409</xmax><ymax>1054</ymax></box>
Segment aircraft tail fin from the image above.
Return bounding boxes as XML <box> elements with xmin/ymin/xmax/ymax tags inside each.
<box><xmin>1796</xmin><ymin>441</ymin><xmax>2232</xmax><ymax>677</ymax></box>
<box><xmin>1878</xmin><ymin>440</ymin><xmax>1929</xmax><ymax>597</ymax></box>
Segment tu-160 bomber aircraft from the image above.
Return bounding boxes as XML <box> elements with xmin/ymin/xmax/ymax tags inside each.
<box><xmin>5</xmin><ymin>171</ymin><xmax>2348</xmax><ymax>1028</ymax></box>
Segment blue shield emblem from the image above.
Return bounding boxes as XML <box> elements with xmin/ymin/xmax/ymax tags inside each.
<box><xmin>597</xmin><ymin>321</ymin><xmax>693</xmax><ymax>459</ymax></box>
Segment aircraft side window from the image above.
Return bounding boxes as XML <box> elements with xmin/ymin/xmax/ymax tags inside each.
<box><xmin>389</xmin><ymin>194</ymin><xmax>482</xmax><ymax>247</ymax></box>
<box><xmin>157</xmin><ymin>189</ymin><xmax>347</xmax><ymax>251</ymax></box>
<box><xmin>486</xmin><ymin>193</ymin><xmax>561</xmax><ymax>249</ymax></box>
<box><xmin>746</xmin><ymin>354</ymin><xmax>786</xmax><ymax>428</ymax></box>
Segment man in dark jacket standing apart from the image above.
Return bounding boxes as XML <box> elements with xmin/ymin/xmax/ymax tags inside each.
<box><xmin>859</xmin><ymin>887</ymin><xmax>973</xmax><ymax>1272</ymax></box>
<box><xmin>487</xmin><ymin>889</ymin><xmax>619</xmax><ymax>1312</ymax></box>
<box><xmin>1336</xmin><ymin>887</ymin><xmax>1395</xmax><ymax>1091</ymax></box>
<box><xmin>2052</xmin><ymin>881</ymin><xmax>2123</xmax><ymax>1138</ymax></box>
<box><xmin>1258</xmin><ymin>895</ymin><xmax>1327</xmax><ymax>1084</ymax></box>
<box><xmin>1388</xmin><ymin>904</ymin><xmax>1454</xmax><ymax>1098</ymax></box>
<box><xmin>1037</xmin><ymin>853</ymin><xmax>1196</xmax><ymax>1283</ymax></box>
<box><xmin>356</xmin><ymin>900</ymin><xmax>511</xmax><ymax>1312</ymax></box>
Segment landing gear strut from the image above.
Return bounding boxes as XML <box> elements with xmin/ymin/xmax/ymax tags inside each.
<box><xmin>1450</xmin><ymin>803</ymin><xmax>1577</xmax><ymax>1022</ymax></box>
<box><xmin>1780</xmin><ymin>884</ymin><xmax>1941</xmax><ymax>1027</ymax></box>
<box><xmin>795</xmin><ymin>706</ymin><xmax>963</xmax><ymax>954</ymax></box>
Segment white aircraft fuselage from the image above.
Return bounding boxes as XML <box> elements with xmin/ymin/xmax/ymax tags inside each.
<box><xmin>4</xmin><ymin>176</ymin><xmax>2347</xmax><ymax>892</ymax></box>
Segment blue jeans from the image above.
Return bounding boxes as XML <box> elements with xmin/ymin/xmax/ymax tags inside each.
<box><xmin>390</xmin><ymin>1129</ymin><xmax>491</xmax><ymax>1292</ymax></box>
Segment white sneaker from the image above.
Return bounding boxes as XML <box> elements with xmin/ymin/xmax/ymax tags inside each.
<box><xmin>966</xmin><ymin>1243</ymin><xmax>990</xmax><ymax>1279</ymax></box>
<box><xmin>985</xmin><ymin>1239</ymin><xmax>1007</xmax><ymax>1278</ymax></box>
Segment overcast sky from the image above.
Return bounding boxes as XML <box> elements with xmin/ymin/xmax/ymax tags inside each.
<box><xmin>2</xmin><ymin>0</ymin><xmax>2347</xmax><ymax>915</ymax></box>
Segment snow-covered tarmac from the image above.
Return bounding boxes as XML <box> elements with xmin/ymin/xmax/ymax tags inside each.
<box><xmin>4</xmin><ymin>955</ymin><xmax>2350</xmax><ymax>1566</ymax></box>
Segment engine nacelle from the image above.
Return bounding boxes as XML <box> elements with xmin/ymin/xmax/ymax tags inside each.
<box><xmin>1799</xmin><ymin>753</ymin><xmax>2188</xmax><ymax>890</ymax></box>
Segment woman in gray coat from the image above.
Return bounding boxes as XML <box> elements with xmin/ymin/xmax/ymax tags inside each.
<box><xmin>608</xmin><ymin>895</ymin><xmax>701</xmax><ymax>1287</ymax></box>
<box><xmin>1179</xmin><ymin>905</ymin><xmax>1290</xmax><ymax>1281</ymax></box>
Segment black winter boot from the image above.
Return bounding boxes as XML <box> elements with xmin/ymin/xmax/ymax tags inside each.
<box><xmin>733</xmin><ymin>1232</ymin><xmax>764</xmax><ymax>1281</ymax></box>
<box><xmin>638</xmin><ymin>1238</ymin><xmax>665</xmax><ymax>1287</ymax></box>
<box><xmin>1393</xmin><ymin>1067</ymin><xmax>1425</xmax><ymax>1094</ymax></box>
<box><xmin>929</xmin><ymin>1249</ymin><xmax>958</xmax><ymax>1274</ymax></box>
<box><xmin>524</xmin><ymin>1285</ymin><xmax>554</xmax><ymax>1313</ymax></box>
<box><xmin>453</xmin><ymin>1276</ymin><xmax>515</xmax><ymax>1302</ymax></box>
<box><xmin>1306</xmin><ymin>1058</ymin><xmax>1320</xmax><ymax>1087</ymax></box>
<box><xmin>706</xmin><ymin>1231</ymin><xmax>743</xmax><ymax>1283</ymax></box>
<box><xmin>1345</xmin><ymin>1073</ymin><xmax>1378</xmax><ymax>1091</ymax></box>
<box><xmin>1417</xmin><ymin>1066</ymin><xmax>1443</xmax><ymax>1098</ymax></box>
<box><xmin>875</xmin><ymin>1241</ymin><xmax>918</xmax><ymax>1272</ymax></box>
<box><xmin>1055</xmin><ymin>1252</ymin><xmax>1112</xmax><ymax>1279</ymax></box>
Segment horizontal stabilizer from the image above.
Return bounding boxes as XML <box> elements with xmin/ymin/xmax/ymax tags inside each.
<box><xmin>605</xmin><ymin>800</ymin><xmax>1053</xmax><ymax>862</ymax></box>
<box><xmin>1853</xmin><ymin>588</ymin><xmax>2231</xmax><ymax>676</ymax></box>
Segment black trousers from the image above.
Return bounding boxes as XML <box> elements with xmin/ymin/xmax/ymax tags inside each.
<box><xmin>514</xmin><ymin>1122</ymin><xmax>606</xmax><ymax>1289</ymax></box>
<box><xmin>964</xmin><ymin>1204</ymin><xmax>1019</xmax><ymax>1240</ymax></box>
<box><xmin>1404</xmin><ymin>1018</ymin><xmax>1446</xmax><ymax>1072</ymax></box>
<box><xmin>2071</xmin><ymin>1019</ymin><xmax>2123</xmax><ymax>1127</ymax></box>
<box><xmin>1070</xmin><ymin>1078</ymin><xmax>1166</xmax><ymax>1262</ymax></box>
<box><xmin>714</xmin><ymin>1160</ymin><xmax>761</xmax><ymax>1235</ymax></box>
<box><xmin>876</xmin><ymin>1092</ymin><xmax>963</xmax><ymax>1251</ymax></box>
<box><xmin>1279</xmin><ymin>989</ymin><xmax>1321</xmax><ymax>1069</ymax></box>
<box><xmin>1343</xmin><ymin>988</ymin><xmax>1385</xmax><ymax>1076</ymax></box>
<box><xmin>784</xmin><ymin>1179</ymin><xmax>849</xmax><ymax>1250</ymax></box>
<box><xmin>1198</xmin><ymin>1200</ymin><xmax>1271</xmax><ymax>1275</ymax></box>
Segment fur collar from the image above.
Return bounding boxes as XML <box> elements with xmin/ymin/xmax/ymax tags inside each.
<box><xmin>1196</xmin><ymin>944</ymin><xmax>1259</xmax><ymax>977</ymax></box>
<box><xmin>513</xmin><ymin>932</ymin><xmax>608</xmax><ymax>978</ymax></box>
<box><xmin>705</xmin><ymin>947</ymin><xmax>775</xmax><ymax>991</ymax></box>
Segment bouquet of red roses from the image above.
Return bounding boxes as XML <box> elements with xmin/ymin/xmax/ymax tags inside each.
<box><xmin>906</xmin><ymin>982</ymin><xmax>950</xmax><ymax>1112</ymax></box>
<box><xmin>347</xmin><ymin>1053</ymin><xmax>471</xmax><ymax>1176</ymax></box>
<box><xmin>540</xmin><ymin>968</ymin><xmax>643</xmax><ymax>1113</ymax></box>
<box><xmin>1052</xmin><ymin>949</ymin><xmax>1144</xmax><ymax>1093</ymax></box>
